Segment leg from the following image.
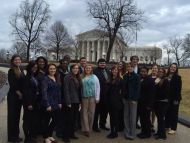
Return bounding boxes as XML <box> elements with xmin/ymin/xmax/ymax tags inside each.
<box><xmin>81</xmin><ymin>98</ymin><xmax>90</xmax><ymax>132</ymax></box>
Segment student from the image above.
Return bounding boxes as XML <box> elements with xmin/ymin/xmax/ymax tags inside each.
<box><xmin>122</xmin><ymin>62</ymin><xmax>140</xmax><ymax>140</ymax></box>
<box><xmin>165</xmin><ymin>63</ymin><xmax>182</xmax><ymax>134</ymax></box>
<box><xmin>7</xmin><ymin>54</ymin><xmax>25</xmax><ymax>142</ymax></box>
<box><xmin>35</xmin><ymin>56</ymin><xmax>48</xmax><ymax>135</ymax></box>
<box><xmin>41</xmin><ymin>64</ymin><xmax>62</xmax><ymax>143</ymax></box>
<box><xmin>56</xmin><ymin>59</ymin><xmax>69</xmax><ymax>138</ymax></box>
<box><xmin>79</xmin><ymin>57</ymin><xmax>87</xmax><ymax>74</ymax></box>
<box><xmin>154</xmin><ymin>67</ymin><xmax>169</xmax><ymax>140</ymax></box>
<box><xmin>118</xmin><ymin>61</ymin><xmax>127</xmax><ymax>78</ymax></box>
<box><xmin>62</xmin><ymin>64</ymin><xmax>81</xmax><ymax>143</ymax></box>
<box><xmin>137</xmin><ymin>66</ymin><xmax>155</xmax><ymax>139</ymax></box>
<box><xmin>149</xmin><ymin>64</ymin><xmax>159</xmax><ymax>132</ymax></box>
<box><xmin>81</xmin><ymin>64</ymin><xmax>100</xmax><ymax>137</ymax></box>
<box><xmin>107</xmin><ymin>65</ymin><xmax>123</xmax><ymax>139</ymax></box>
<box><xmin>23</xmin><ymin>61</ymin><xmax>39</xmax><ymax>143</ymax></box>
<box><xmin>93</xmin><ymin>59</ymin><xmax>110</xmax><ymax>132</ymax></box>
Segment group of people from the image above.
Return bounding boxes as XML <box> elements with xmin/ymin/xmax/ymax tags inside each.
<box><xmin>7</xmin><ymin>54</ymin><xmax>182</xmax><ymax>143</ymax></box>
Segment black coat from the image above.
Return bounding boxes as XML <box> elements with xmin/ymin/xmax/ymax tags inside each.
<box><xmin>23</xmin><ymin>75</ymin><xmax>39</xmax><ymax>108</ymax></box>
<box><xmin>139</xmin><ymin>76</ymin><xmax>156</xmax><ymax>107</ymax></box>
<box><xmin>93</xmin><ymin>67</ymin><xmax>110</xmax><ymax>102</ymax></box>
<box><xmin>168</xmin><ymin>74</ymin><xmax>182</xmax><ymax>101</ymax></box>
<box><xmin>155</xmin><ymin>79</ymin><xmax>169</xmax><ymax>101</ymax></box>
<box><xmin>107</xmin><ymin>78</ymin><xmax>123</xmax><ymax>110</ymax></box>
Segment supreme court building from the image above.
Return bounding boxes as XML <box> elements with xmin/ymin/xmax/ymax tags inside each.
<box><xmin>76</xmin><ymin>29</ymin><xmax>162</xmax><ymax>64</ymax></box>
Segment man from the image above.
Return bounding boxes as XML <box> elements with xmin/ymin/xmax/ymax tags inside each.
<box><xmin>79</xmin><ymin>57</ymin><xmax>87</xmax><ymax>74</ymax></box>
<box><xmin>130</xmin><ymin>55</ymin><xmax>140</xmax><ymax>74</ymax></box>
<box><xmin>93</xmin><ymin>59</ymin><xmax>110</xmax><ymax>132</ymax></box>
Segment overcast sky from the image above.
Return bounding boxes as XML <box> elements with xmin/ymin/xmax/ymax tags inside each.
<box><xmin>0</xmin><ymin>0</ymin><xmax>190</xmax><ymax>51</ymax></box>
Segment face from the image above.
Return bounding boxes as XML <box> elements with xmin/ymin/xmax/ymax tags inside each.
<box><xmin>80</xmin><ymin>59</ymin><xmax>87</xmax><ymax>68</ymax></box>
<box><xmin>37</xmin><ymin>58</ymin><xmax>46</xmax><ymax>69</ymax></box>
<box><xmin>152</xmin><ymin>65</ymin><xmax>158</xmax><ymax>75</ymax></box>
<box><xmin>71</xmin><ymin>65</ymin><xmax>79</xmax><ymax>75</ymax></box>
<box><xmin>140</xmin><ymin>68</ymin><xmax>148</xmax><ymax>78</ymax></box>
<box><xmin>31</xmin><ymin>64</ymin><xmax>38</xmax><ymax>74</ymax></box>
<box><xmin>84</xmin><ymin>65</ymin><xmax>92</xmax><ymax>75</ymax></box>
<box><xmin>48</xmin><ymin>65</ymin><xmax>56</xmax><ymax>76</ymax></box>
<box><xmin>127</xmin><ymin>64</ymin><xmax>134</xmax><ymax>73</ymax></box>
<box><xmin>118</xmin><ymin>62</ymin><xmax>123</xmax><ymax>70</ymax></box>
<box><xmin>13</xmin><ymin>57</ymin><xmax>21</xmax><ymax>67</ymax></box>
<box><xmin>170</xmin><ymin>64</ymin><xmax>177</xmax><ymax>73</ymax></box>
<box><xmin>112</xmin><ymin>68</ymin><xmax>118</xmax><ymax>77</ymax></box>
<box><xmin>98</xmin><ymin>62</ymin><xmax>106</xmax><ymax>69</ymax></box>
<box><xmin>131</xmin><ymin>57</ymin><xmax>139</xmax><ymax>66</ymax></box>
<box><xmin>158</xmin><ymin>69</ymin><xmax>164</xmax><ymax>78</ymax></box>
<box><xmin>61</xmin><ymin>61</ymin><xmax>68</xmax><ymax>69</ymax></box>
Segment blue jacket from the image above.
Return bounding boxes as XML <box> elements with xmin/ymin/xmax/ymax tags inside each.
<box><xmin>41</xmin><ymin>76</ymin><xmax>61</xmax><ymax>110</ymax></box>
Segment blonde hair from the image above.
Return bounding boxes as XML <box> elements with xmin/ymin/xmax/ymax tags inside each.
<box><xmin>81</xmin><ymin>64</ymin><xmax>93</xmax><ymax>79</ymax></box>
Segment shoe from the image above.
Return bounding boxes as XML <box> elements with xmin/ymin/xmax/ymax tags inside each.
<box><xmin>137</xmin><ymin>133</ymin><xmax>151</xmax><ymax>139</ymax></box>
<box><xmin>155</xmin><ymin>136</ymin><xmax>166</xmax><ymax>140</ymax></box>
<box><xmin>93</xmin><ymin>128</ymin><xmax>101</xmax><ymax>132</ymax></box>
<box><xmin>168</xmin><ymin>130</ymin><xmax>176</xmax><ymax>134</ymax></box>
<box><xmin>8</xmin><ymin>137</ymin><xmax>23</xmax><ymax>142</ymax></box>
<box><xmin>100</xmin><ymin>126</ymin><xmax>110</xmax><ymax>131</ymax></box>
<box><xmin>62</xmin><ymin>138</ymin><xmax>71</xmax><ymax>143</ymax></box>
<box><xmin>153</xmin><ymin>133</ymin><xmax>159</xmax><ymax>137</ymax></box>
<box><xmin>70</xmin><ymin>135</ymin><xmax>78</xmax><ymax>139</ymax></box>
<box><xmin>83</xmin><ymin>131</ymin><xmax>90</xmax><ymax>137</ymax></box>
<box><xmin>136</xmin><ymin>124</ymin><xmax>141</xmax><ymax>129</ymax></box>
<box><xmin>107</xmin><ymin>133</ymin><xmax>118</xmax><ymax>139</ymax></box>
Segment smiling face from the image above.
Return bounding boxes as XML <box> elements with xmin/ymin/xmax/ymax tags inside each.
<box><xmin>98</xmin><ymin>62</ymin><xmax>106</xmax><ymax>69</ymax></box>
<box><xmin>84</xmin><ymin>65</ymin><xmax>93</xmax><ymax>75</ymax></box>
<box><xmin>158</xmin><ymin>68</ymin><xmax>165</xmax><ymax>78</ymax></box>
<box><xmin>112</xmin><ymin>67</ymin><xmax>119</xmax><ymax>77</ymax></box>
<box><xmin>152</xmin><ymin>65</ymin><xmax>158</xmax><ymax>75</ymax></box>
<box><xmin>170</xmin><ymin>64</ymin><xmax>177</xmax><ymax>73</ymax></box>
<box><xmin>37</xmin><ymin>58</ymin><xmax>46</xmax><ymax>69</ymax></box>
<box><xmin>12</xmin><ymin>56</ymin><xmax>21</xmax><ymax>67</ymax></box>
<box><xmin>31</xmin><ymin>64</ymin><xmax>38</xmax><ymax>74</ymax></box>
<box><xmin>71</xmin><ymin>65</ymin><xmax>79</xmax><ymax>75</ymax></box>
<box><xmin>80</xmin><ymin>58</ymin><xmax>87</xmax><ymax>68</ymax></box>
<box><xmin>127</xmin><ymin>64</ymin><xmax>134</xmax><ymax>73</ymax></box>
<box><xmin>118</xmin><ymin>62</ymin><xmax>123</xmax><ymax>70</ymax></box>
<box><xmin>48</xmin><ymin>65</ymin><xmax>56</xmax><ymax>76</ymax></box>
<box><xmin>140</xmin><ymin>68</ymin><xmax>148</xmax><ymax>78</ymax></box>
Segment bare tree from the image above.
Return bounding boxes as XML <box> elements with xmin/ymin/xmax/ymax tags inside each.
<box><xmin>0</xmin><ymin>48</ymin><xmax>7</xmax><ymax>62</ymax></box>
<box><xmin>150</xmin><ymin>46</ymin><xmax>162</xmax><ymax>64</ymax></box>
<box><xmin>87</xmin><ymin>0</ymin><xmax>144</xmax><ymax>62</ymax></box>
<box><xmin>163</xmin><ymin>43</ymin><xmax>172</xmax><ymax>65</ymax></box>
<box><xmin>10</xmin><ymin>0</ymin><xmax>50</xmax><ymax>61</ymax></box>
<box><xmin>11</xmin><ymin>42</ymin><xmax>27</xmax><ymax>60</ymax></box>
<box><xmin>181</xmin><ymin>34</ymin><xmax>190</xmax><ymax>66</ymax></box>
<box><xmin>45</xmin><ymin>21</ymin><xmax>73</xmax><ymax>61</ymax></box>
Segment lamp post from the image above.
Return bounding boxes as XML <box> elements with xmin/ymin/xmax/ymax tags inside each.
<box><xmin>103</xmin><ymin>52</ymin><xmax>106</xmax><ymax>59</ymax></box>
<box><xmin>6</xmin><ymin>51</ymin><xmax>10</xmax><ymax>62</ymax></box>
<box><xmin>90</xmin><ymin>49</ymin><xmax>93</xmax><ymax>62</ymax></box>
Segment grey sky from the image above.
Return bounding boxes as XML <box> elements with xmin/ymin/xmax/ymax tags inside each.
<box><xmin>0</xmin><ymin>0</ymin><xmax>190</xmax><ymax>51</ymax></box>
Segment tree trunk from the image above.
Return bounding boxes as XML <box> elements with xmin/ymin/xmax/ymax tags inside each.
<box><xmin>106</xmin><ymin>37</ymin><xmax>115</xmax><ymax>62</ymax></box>
<box><xmin>27</xmin><ymin>43</ymin><xmax>30</xmax><ymax>62</ymax></box>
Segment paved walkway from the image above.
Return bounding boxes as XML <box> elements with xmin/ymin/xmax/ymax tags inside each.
<box><xmin>1</xmin><ymin>66</ymin><xmax>190</xmax><ymax>143</ymax></box>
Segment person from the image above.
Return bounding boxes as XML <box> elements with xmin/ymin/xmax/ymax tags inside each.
<box><xmin>62</xmin><ymin>64</ymin><xmax>81</xmax><ymax>143</ymax></box>
<box><xmin>137</xmin><ymin>66</ymin><xmax>155</xmax><ymax>139</ymax></box>
<box><xmin>93</xmin><ymin>59</ymin><xmax>110</xmax><ymax>132</ymax></box>
<box><xmin>154</xmin><ymin>67</ymin><xmax>169</xmax><ymax>140</ymax></box>
<box><xmin>79</xmin><ymin>57</ymin><xmax>87</xmax><ymax>74</ymax></box>
<box><xmin>122</xmin><ymin>62</ymin><xmax>140</xmax><ymax>140</ymax></box>
<box><xmin>7</xmin><ymin>54</ymin><xmax>25</xmax><ymax>142</ymax></box>
<box><xmin>56</xmin><ymin>59</ymin><xmax>69</xmax><ymax>138</ymax></box>
<box><xmin>149</xmin><ymin>64</ymin><xmax>159</xmax><ymax>132</ymax></box>
<box><xmin>107</xmin><ymin>65</ymin><xmax>123</xmax><ymax>139</ymax></box>
<box><xmin>35</xmin><ymin>56</ymin><xmax>48</xmax><ymax>135</ymax></box>
<box><xmin>22</xmin><ymin>61</ymin><xmax>39</xmax><ymax>143</ymax></box>
<box><xmin>81</xmin><ymin>64</ymin><xmax>100</xmax><ymax>137</ymax></box>
<box><xmin>165</xmin><ymin>63</ymin><xmax>182</xmax><ymax>134</ymax></box>
<box><xmin>130</xmin><ymin>56</ymin><xmax>141</xmax><ymax>129</ymax></box>
<box><xmin>41</xmin><ymin>64</ymin><xmax>62</xmax><ymax>143</ymax></box>
<box><xmin>118</xmin><ymin>61</ymin><xmax>127</xmax><ymax>78</ymax></box>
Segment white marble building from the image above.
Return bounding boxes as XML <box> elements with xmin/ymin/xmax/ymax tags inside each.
<box><xmin>77</xmin><ymin>29</ymin><xmax>162</xmax><ymax>64</ymax></box>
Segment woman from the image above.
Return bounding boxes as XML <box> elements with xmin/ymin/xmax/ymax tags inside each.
<box><xmin>23</xmin><ymin>61</ymin><xmax>39</xmax><ymax>143</ymax></box>
<box><xmin>62</xmin><ymin>64</ymin><xmax>81</xmax><ymax>143</ymax></box>
<box><xmin>118</xmin><ymin>61</ymin><xmax>127</xmax><ymax>79</ymax></box>
<box><xmin>107</xmin><ymin>65</ymin><xmax>123</xmax><ymax>139</ymax></box>
<box><xmin>149</xmin><ymin>64</ymin><xmax>158</xmax><ymax>132</ymax></box>
<box><xmin>154</xmin><ymin>67</ymin><xmax>169</xmax><ymax>140</ymax></box>
<box><xmin>81</xmin><ymin>64</ymin><xmax>100</xmax><ymax>137</ymax></box>
<box><xmin>137</xmin><ymin>66</ymin><xmax>155</xmax><ymax>139</ymax></box>
<box><xmin>35</xmin><ymin>56</ymin><xmax>48</xmax><ymax>135</ymax></box>
<box><xmin>7</xmin><ymin>55</ymin><xmax>25</xmax><ymax>142</ymax></box>
<box><xmin>41</xmin><ymin>64</ymin><xmax>62</xmax><ymax>143</ymax></box>
<box><xmin>122</xmin><ymin>62</ymin><xmax>140</xmax><ymax>140</ymax></box>
<box><xmin>165</xmin><ymin>63</ymin><xmax>182</xmax><ymax>134</ymax></box>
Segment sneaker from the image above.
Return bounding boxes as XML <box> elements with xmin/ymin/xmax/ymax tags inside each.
<box><xmin>107</xmin><ymin>133</ymin><xmax>118</xmax><ymax>139</ymax></box>
<box><xmin>168</xmin><ymin>130</ymin><xmax>176</xmax><ymax>135</ymax></box>
<box><xmin>155</xmin><ymin>136</ymin><xmax>166</xmax><ymax>140</ymax></box>
<box><xmin>137</xmin><ymin>133</ymin><xmax>151</xmax><ymax>139</ymax></box>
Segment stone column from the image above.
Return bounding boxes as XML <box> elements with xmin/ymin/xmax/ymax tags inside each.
<box><xmin>97</xmin><ymin>40</ymin><xmax>100</xmax><ymax>61</ymax></box>
<box><xmin>81</xmin><ymin>41</ymin><xmax>85</xmax><ymax>57</ymax></box>
<box><xmin>92</xmin><ymin>41</ymin><xmax>95</xmax><ymax>62</ymax></box>
<box><xmin>86</xmin><ymin>41</ymin><xmax>90</xmax><ymax>61</ymax></box>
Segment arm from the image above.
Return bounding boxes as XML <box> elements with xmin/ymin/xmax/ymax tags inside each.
<box><xmin>41</xmin><ymin>77</ymin><xmax>50</xmax><ymax>108</ymax></box>
<box><xmin>64</xmin><ymin>75</ymin><xmax>71</xmax><ymax>105</ymax></box>
<box><xmin>94</xmin><ymin>75</ymin><xmax>100</xmax><ymax>102</ymax></box>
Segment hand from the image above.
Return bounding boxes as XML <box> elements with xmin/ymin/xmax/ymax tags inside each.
<box><xmin>58</xmin><ymin>104</ymin><xmax>62</xmax><ymax>109</ymax></box>
<box><xmin>96</xmin><ymin>100</ymin><xmax>100</xmax><ymax>104</ymax></box>
<box><xmin>46</xmin><ymin>106</ymin><xmax>52</xmax><ymax>112</ymax></box>
<box><xmin>67</xmin><ymin>104</ymin><xmax>71</xmax><ymax>108</ymax></box>
<box><xmin>28</xmin><ymin>105</ymin><xmax>33</xmax><ymax>110</ymax></box>
<box><xmin>173</xmin><ymin>100</ymin><xmax>179</xmax><ymax>105</ymax></box>
<box><xmin>131</xmin><ymin>101</ymin><xmax>137</xmax><ymax>104</ymax></box>
<box><xmin>79</xmin><ymin>104</ymin><xmax>81</xmax><ymax>111</ymax></box>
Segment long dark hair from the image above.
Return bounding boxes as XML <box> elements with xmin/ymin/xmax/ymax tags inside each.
<box><xmin>158</xmin><ymin>67</ymin><xmax>167</xmax><ymax>86</ymax></box>
<box><xmin>10</xmin><ymin>54</ymin><xmax>22</xmax><ymax>78</ymax></box>
<box><xmin>26</xmin><ymin>61</ymin><xmax>37</xmax><ymax>77</ymax></box>
<box><xmin>110</xmin><ymin>65</ymin><xmax>120</xmax><ymax>83</ymax></box>
<box><xmin>166</xmin><ymin>63</ymin><xmax>178</xmax><ymax>76</ymax></box>
<box><xmin>36</xmin><ymin>56</ymin><xmax>48</xmax><ymax>72</ymax></box>
<box><xmin>70</xmin><ymin>64</ymin><xmax>81</xmax><ymax>87</ymax></box>
<box><xmin>118</xmin><ymin>61</ymin><xmax>127</xmax><ymax>76</ymax></box>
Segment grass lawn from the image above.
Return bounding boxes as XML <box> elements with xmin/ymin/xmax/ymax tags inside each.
<box><xmin>179</xmin><ymin>69</ymin><xmax>190</xmax><ymax>116</ymax></box>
